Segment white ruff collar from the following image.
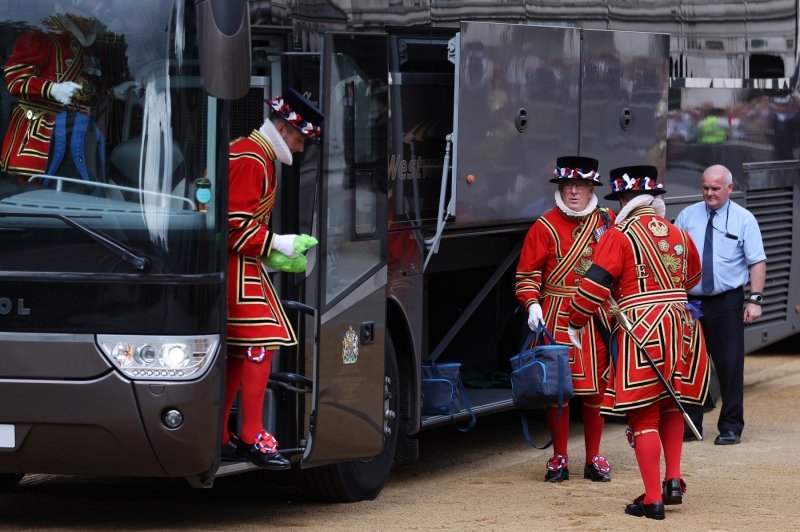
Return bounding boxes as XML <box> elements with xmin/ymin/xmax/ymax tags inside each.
<box><xmin>615</xmin><ymin>194</ymin><xmax>666</xmax><ymax>226</ymax></box>
<box><xmin>555</xmin><ymin>190</ymin><xmax>598</xmax><ymax>218</ymax></box>
<box><xmin>258</xmin><ymin>119</ymin><xmax>293</xmax><ymax>165</ymax></box>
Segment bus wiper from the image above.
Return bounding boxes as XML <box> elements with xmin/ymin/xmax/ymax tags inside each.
<box><xmin>0</xmin><ymin>212</ymin><xmax>150</xmax><ymax>271</ymax></box>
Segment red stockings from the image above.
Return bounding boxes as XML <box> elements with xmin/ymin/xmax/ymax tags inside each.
<box><xmin>221</xmin><ymin>349</ymin><xmax>275</xmax><ymax>445</ymax></box>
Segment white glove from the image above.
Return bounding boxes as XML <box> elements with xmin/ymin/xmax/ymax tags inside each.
<box><xmin>568</xmin><ymin>327</ymin><xmax>583</xmax><ymax>349</ymax></box>
<box><xmin>112</xmin><ymin>80</ymin><xmax>142</xmax><ymax>100</ymax></box>
<box><xmin>527</xmin><ymin>303</ymin><xmax>543</xmax><ymax>331</ymax></box>
<box><xmin>271</xmin><ymin>233</ymin><xmax>299</xmax><ymax>258</ymax></box>
<box><xmin>50</xmin><ymin>81</ymin><xmax>81</xmax><ymax>105</ymax></box>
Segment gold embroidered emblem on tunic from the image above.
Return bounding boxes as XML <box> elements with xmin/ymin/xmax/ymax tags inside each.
<box><xmin>575</xmin><ymin>259</ymin><xmax>593</xmax><ymax>276</ymax></box>
<box><xmin>647</xmin><ymin>218</ymin><xmax>669</xmax><ymax>237</ymax></box>
<box><xmin>657</xmin><ymin>239</ymin><xmax>669</xmax><ymax>252</ymax></box>
<box><xmin>661</xmin><ymin>253</ymin><xmax>681</xmax><ymax>273</ymax></box>
<box><xmin>571</xmin><ymin>223</ymin><xmax>584</xmax><ymax>241</ymax></box>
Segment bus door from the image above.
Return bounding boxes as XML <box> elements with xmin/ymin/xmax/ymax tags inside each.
<box><xmin>302</xmin><ymin>32</ymin><xmax>390</xmax><ymax>465</ymax></box>
<box><xmin>453</xmin><ymin>21</ymin><xmax>582</xmax><ymax>228</ymax></box>
<box><xmin>580</xmin><ymin>29</ymin><xmax>669</xmax><ymax>177</ymax></box>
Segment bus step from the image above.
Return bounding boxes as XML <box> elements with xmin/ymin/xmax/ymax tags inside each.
<box><xmin>268</xmin><ymin>371</ymin><xmax>312</xmax><ymax>393</ymax></box>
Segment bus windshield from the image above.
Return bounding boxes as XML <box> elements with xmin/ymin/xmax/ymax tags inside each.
<box><xmin>0</xmin><ymin>1</ymin><xmax>219</xmax><ymax>275</ymax></box>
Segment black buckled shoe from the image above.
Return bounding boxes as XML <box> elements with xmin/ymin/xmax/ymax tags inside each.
<box><xmin>236</xmin><ymin>431</ymin><xmax>291</xmax><ymax>470</ymax></box>
<box><xmin>624</xmin><ymin>494</ymin><xmax>665</xmax><ymax>520</ymax></box>
<box><xmin>544</xmin><ymin>454</ymin><xmax>569</xmax><ymax>483</ymax></box>
<box><xmin>662</xmin><ymin>477</ymin><xmax>686</xmax><ymax>505</ymax></box>
<box><xmin>714</xmin><ymin>431</ymin><xmax>741</xmax><ymax>445</ymax></box>
<box><xmin>583</xmin><ymin>455</ymin><xmax>611</xmax><ymax>482</ymax></box>
<box><xmin>221</xmin><ymin>433</ymin><xmax>240</xmax><ymax>461</ymax></box>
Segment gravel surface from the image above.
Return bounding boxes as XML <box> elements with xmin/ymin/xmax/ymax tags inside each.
<box><xmin>2</xmin><ymin>351</ymin><xmax>798</xmax><ymax>531</ymax></box>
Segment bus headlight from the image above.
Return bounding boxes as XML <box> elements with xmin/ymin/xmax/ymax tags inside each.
<box><xmin>97</xmin><ymin>335</ymin><xmax>219</xmax><ymax>380</ymax></box>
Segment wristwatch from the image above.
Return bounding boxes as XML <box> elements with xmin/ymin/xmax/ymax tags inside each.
<box><xmin>748</xmin><ymin>293</ymin><xmax>763</xmax><ymax>305</ymax></box>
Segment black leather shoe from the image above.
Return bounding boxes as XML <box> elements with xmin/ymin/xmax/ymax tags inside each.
<box><xmin>714</xmin><ymin>431</ymin><xmax>741</xmax><ymax>445</ymax></box>
<box><xmin>625</xmin><ymin>495</ymin><xmax>665</xmax><ymax>520</ymax></box>
<box><xmin>662</xmin><ymin>478</ymin><xmax>686</xmax><ymax>505</ymax></box>
<box><xmin>221</xmin><ymin>440</ymin><xmax>240</xmax><ymax>461</ymax></box>
<box><xmin>235</xmin><ymin>440</ymin><xmax>291</xmax><ymax>470</ymax></box>
<box><xmin>583</xmin><ymin>455</ymin><xmax>611</xmax><ymax>482</ymax></box>
<box><xmin>221</xmin><ymin>432</ymin><xmax>242</xmax><ymax>461</ymax></box>
<box><xmin>545</xmin><ymin>466</ymin><xmax>569</xmax><ymax>482</ymax></box>
<box><xmin>544</xmin><ymin>454</ymin><xmax>569</xmax><ymax>483</ymax></box>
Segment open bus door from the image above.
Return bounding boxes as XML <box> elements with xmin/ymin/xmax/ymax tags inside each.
<box><xmin>298</xmin><ymin>32</ymin><xmax>394</xmax><ymax>501</ymax></box>
<box><xmin>223</xmin><ymin>29</ymin><xmax>392</xmax><ymax>501</ymax></box>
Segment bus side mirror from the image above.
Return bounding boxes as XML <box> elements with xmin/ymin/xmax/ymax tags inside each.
<box><xmin>196</xmin><ymin>0</ymin><xmax>251</xmax><ymax>100</ymax></box>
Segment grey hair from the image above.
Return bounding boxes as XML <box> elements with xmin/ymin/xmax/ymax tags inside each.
<box><xmin>722</xmin><ymin>169</ymin><xmax>733</xmax><ymax>185</ymax></box>
<box><xmin>704</xmin><ymin>164</ymin><xmax>734</xmax><ymax>186</ymax></box>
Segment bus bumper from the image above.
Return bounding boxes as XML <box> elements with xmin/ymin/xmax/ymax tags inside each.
<box><xmin>0</xmin><ymin>368</ymin><xmax>222</xmax><ymax>478</ymax></box>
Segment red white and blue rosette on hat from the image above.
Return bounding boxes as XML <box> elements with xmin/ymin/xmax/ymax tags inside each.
<box><xmin>550</xmin><ymin>155</ymin><xmax>603</xmax><ymax>185</ymax></box>
<box><xmin>267</xmin><ymin>88</ymin><xmax>323</xmax><ymax>143</ymax></box>
<box><xmin>604</xmin><ymin>165</ymin><xmax>665</xmax><ymax>200</ymax></box>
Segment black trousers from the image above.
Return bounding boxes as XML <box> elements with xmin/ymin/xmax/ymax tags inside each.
<box><xmin>685</xmin><ymin>287</ymin><xmax>745</xmax><ymax>436</ymax></box>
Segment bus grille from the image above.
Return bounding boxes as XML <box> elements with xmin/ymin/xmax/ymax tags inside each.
<box><xmin>745</xmin><ymin>187</ymin><xmax>793</xmax><ymax>325</ymax></box>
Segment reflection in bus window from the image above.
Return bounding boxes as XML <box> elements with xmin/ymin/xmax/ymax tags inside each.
<box><xmin>325</xmin><ymin>54</ymin><xmax>385</xmax><ymax>305</ymax></box>
<box><xmin>0</xmin><ymin>1</ymin><xmax>218</xmax><ymax>275</ymax></box>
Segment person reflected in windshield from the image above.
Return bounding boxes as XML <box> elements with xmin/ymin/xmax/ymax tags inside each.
<box><xmin>0</xmin><ymin>0</ymin><xmax>126</xmax><ymax>187</ymax></box>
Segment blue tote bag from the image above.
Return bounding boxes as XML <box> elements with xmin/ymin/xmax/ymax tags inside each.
<box><xmin>421</xmin><ymin>361</ymin><xmax>476</xmax><ymax>432</ymax></box>
<box><xmin>510</xmin><ymin>325</ymin><xmax>574</xmax><ymax>447</ymax></box>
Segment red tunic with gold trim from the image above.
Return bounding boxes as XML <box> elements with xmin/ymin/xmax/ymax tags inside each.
<box><xmin>515</xmin><ymin>205</ymin><xmax>615</xmax><ymax>395</ymax></box>
<box><xmin>227</xmin><ymin>130</ymin><xmax>296</xmax><ymax>350</ymax></box>
<box><xmin>1</xmin><ymin>22</ymin><xmax>102</xmax><ymax>176</ymax></box>
<box><xmin>568</xmin><ymin>205</ymin><xmax>710</xmax><ymax>414</ymax></box>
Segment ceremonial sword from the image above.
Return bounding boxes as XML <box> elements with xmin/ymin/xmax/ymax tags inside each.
<box><xmin>607</xmin><ymin>296</ymin><xmax>703</xmax><ymax>441</ymax></box>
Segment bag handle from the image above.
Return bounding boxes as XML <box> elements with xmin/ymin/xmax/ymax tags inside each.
<box><xmin>453</xmin><ymin>377</ymin><xmax>477</xmax><ymax>432</ymax></box>
<box><xmin>536</xmin><ymin>324</ymin><xmax>557</xmax><ymax>347</ymax></box>
<box><xmin>518</xmin><ymin>348</ymin><xmax>570</xmax><ymax>449</ymax></box>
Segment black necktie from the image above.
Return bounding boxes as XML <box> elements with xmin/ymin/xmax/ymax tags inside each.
<box><xmin>702</xmin><ymin>210</ymin><xmax>716</xmax><ymax>294</ymax></box>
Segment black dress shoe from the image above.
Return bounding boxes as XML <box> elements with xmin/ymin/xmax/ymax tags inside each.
<box><xmin>545</xmin><ymin>466</ymin><xmax>569</xmax><ymax>482</ymax></box>
<box><xmin>714</xmin><ymin>431</ymin><xmax>741</xmax><ymax>445</ymax></box>
<box><xmin>625</xmin><ymin>494</ymin><xmax>665</xmax><ymax>520</ymax></box>
<box><xmin>544</xmin><ymin>454</ymin><xmax>569</xmax><ymax>483</ymax></box>
<box><xmin>235</xmin><ymin>440</ymin><xmax>291</xmax><ymax>470</ymax></box>
<box><xmin>221</xmin><ymin>440</ymin><xmax>240</xmax><ymax>461</ymax></box>
<box><xmin>221</xmin><ymin>433</ymin><xmax>242</xmax><ymax>461</ymax></box>
<box><xmin>583</xmin><ymin>455</ymin><xmax>611</xmax><ymax>482</ymax></box>
<box><xmin>662</xmin><ymin>478</ymin><xmax>686</xmax><ymax>505</ymax></box>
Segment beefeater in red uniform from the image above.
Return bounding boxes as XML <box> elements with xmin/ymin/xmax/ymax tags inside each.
<box><xmin>567</xmin><ymin>165</ymin><xmax>710</xmax><ymax>520</ymax></box>
<box><xmin>1</xmin><ymin>11</ymin><xmax>106</xmax><ymax>177</ymax></box>
<box><xmin>223</xmin><ymin>89</ymin><xmax>322</xmax><ymax>470</ymax></box>
<box><xmin>515</xmin><ymin>156</ymin><xmax>615</xmax><ymax>483</ymax></box>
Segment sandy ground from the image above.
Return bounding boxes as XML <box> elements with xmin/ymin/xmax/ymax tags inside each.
<box><xmin>333</xmin><ymin>353</ymin><xmax>800</xmax><ymax>531</ymax></box>
<box><xmin>2</xmin><ymin>351</ymin><xmax>799</xmax><ymax>531</ymax></box>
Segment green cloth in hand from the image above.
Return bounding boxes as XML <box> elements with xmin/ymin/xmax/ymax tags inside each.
<box><xmin>293</xmin><ymin>234</ymin><xmax>318</xmax><ymax>255</ymax></box>
<box><xmin>262</xmin><ymin>250</ymin><xmax>308</xmax><ymax>273</ymax></box>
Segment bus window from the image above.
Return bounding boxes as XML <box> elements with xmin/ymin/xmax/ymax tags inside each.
<box><xmin>323</xmin><ymin>48</ymin><xmax>387</xmax><ymax>306</ymax></box>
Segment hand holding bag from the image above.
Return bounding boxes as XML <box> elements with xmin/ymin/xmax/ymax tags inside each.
<box><xmin>510</xmin><ymin>325</ymin><xmax>574</xmax><ymax>448</ymax></box>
